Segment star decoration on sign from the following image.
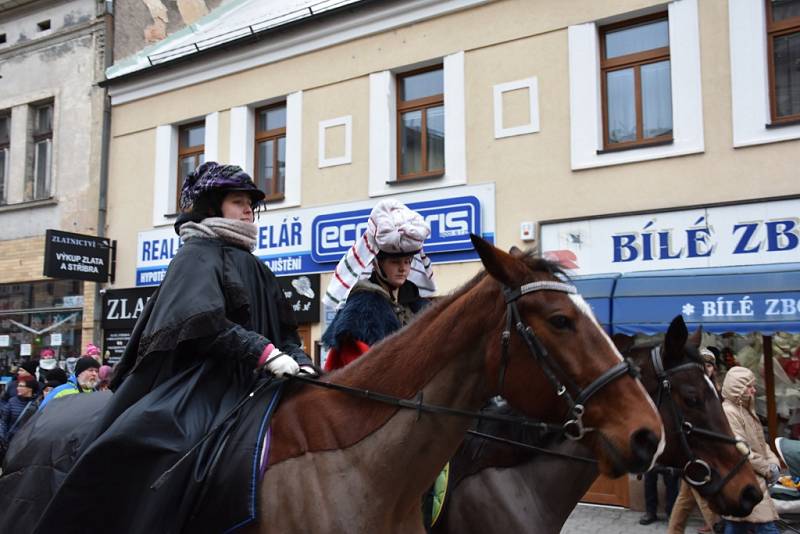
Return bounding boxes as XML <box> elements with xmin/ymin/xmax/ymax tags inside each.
<box><xmin>681</xmin><ymin>303</ymin><xmax>695</xmax><ymax>316</ymax></box>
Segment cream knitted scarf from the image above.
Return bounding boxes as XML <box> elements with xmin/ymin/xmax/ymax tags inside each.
<box><xmin>179</xmin><ymin>217</ymin><xmax>257</xmax><ymax>251</ymax></box>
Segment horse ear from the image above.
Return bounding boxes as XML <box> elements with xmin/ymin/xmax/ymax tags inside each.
<box><xmin>663</xmin><ymin>315</ymin><xmax>689</xmax><ymax>369</ymax></box>
<box><xmin>471</xmin><ymin>234</ymin><xmax>521</xmax><ymax>286</ymax></box>
<box><xmin>688</xmin><ymin>326</ymin><xmax>702</xmax><ymax>348</ymax></box>
<box><xmin>612</xmin><ymin>333</ymin><xmax>635</xmax><ymax>354</ymax></box>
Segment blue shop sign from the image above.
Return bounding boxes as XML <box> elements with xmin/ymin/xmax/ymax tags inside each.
<box><xmin>311</xmin><ymin>196</ymin><xmax>480</xmax><ymax>263</ymax></box>
<box><xmin>612</xmin><ymin>262</ymin><xmax>800</xmax><ymax>335</ymax></box>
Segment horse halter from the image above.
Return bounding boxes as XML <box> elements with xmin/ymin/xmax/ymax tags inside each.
<box><xmin>650</xmin><ymin>346</ymin><xmax>751</xmax><ymax>492</ymax></box>
<box><xmin>499</xmin><ymin>280</ymin><xmax>638</xmax><ymax>441</ymax></box>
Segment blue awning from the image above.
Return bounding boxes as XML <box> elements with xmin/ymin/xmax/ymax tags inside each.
<box><xmin>612</xmin><ymin>263</ymin><xmax>800</xmax><ymax>335</ymax></box>
<box><xmin>572</xmin><ymin>274</ymin><xmax>619</xmax><ymax>332</ymax></box>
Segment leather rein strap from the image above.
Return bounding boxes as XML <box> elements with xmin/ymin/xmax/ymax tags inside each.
<box><xmin>650</xmin><ymin>346</ymin><xmax>751</xmax><ymax>493</ymax></box>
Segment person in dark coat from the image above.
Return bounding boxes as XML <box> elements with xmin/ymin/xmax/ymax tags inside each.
<box><xmin>33</xmin><ymin>162</ymin><xmax>315</xmax><ymax>533</ymax></box>
<box><xmin>0</xmin><ymin>360</ymin><xmax>39</xmax><ymax>405</ymax></box>
<box><xmin>0</xmin><ymin>378</ymin><xmax>38</xmax><ymax>447</ymax></box>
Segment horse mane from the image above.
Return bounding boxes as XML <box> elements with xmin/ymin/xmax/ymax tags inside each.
<box><xmin>447</xmin><ymin>400</ymin><xmax>555</xmax><ymax>491</ymax></box>
<box><xmin>633</xmin><ymin>339</ymin><xmax>703</xmax><ymax>362</ymax></box>
<box><xmin>516</xmin><ymin>250</ymin><xmax>569</xmax><ymax>279</ymax></box>
<box><xmin>417</xmin><ymin>251</ymin><xmax>565</xmax><ymax>321</ymax></box>
<box><xmin>429</xmin><ymin>250</ymin><xmax>565</xmax><ymax>304</ymax></box>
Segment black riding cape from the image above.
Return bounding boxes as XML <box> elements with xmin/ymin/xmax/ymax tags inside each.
<box><xmin>31</xmin><ymin>237</ymin><xmax>311</xmax><ymax>534</ymax></box>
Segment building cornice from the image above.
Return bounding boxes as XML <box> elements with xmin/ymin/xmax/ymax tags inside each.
<box><xmin>0</xmin><ymin>17</ymin><xmax>103</xmax><ymax>61</ymax></box>
<box><xmin>107</xmin><ymin>0</ymin><xmax>490</xmax><ymax>106</ymax></box>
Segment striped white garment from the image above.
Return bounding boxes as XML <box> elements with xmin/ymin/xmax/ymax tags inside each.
<box><xmin>323</xmin><ymin>199</ymin><xmax>435</xmax><ymax>308</ymax></box>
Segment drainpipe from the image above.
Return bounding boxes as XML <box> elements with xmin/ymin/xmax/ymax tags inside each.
<box><xmin>93</xmin><ymin>0</ymin><xmax>114</xmax><ymax>352</ymax></box>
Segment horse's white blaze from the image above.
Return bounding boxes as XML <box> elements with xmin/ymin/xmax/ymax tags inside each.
<box><xmin>569</xmin><ymin>294</ymin><xmax>622</xmax><ymax>363</ymax></box>
<box><xmin>704</xmin><ymin>374</ymin><xmax>719</xmax><ymax>400</ymax></box>
<box><xmin>569</xmin><ymin>292</ymin><xmax>666</xmax><ymax>466</ymax></box>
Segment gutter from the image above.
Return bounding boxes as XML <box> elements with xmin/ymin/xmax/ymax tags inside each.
<box><xmin>99</xmin><ymin>0</ymin><xmax>380</xmax><ymax>87</ymax></box>
<box><xmin>93</xmin><ymin>1</ymin><xmax>114</xmax><ymax>346</ymax></box>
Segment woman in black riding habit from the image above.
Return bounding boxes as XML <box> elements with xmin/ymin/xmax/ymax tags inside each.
<box><xmin>34</xmin><ymin>162</ymin><xmax>315</xmax><ymax>533</ymax></box>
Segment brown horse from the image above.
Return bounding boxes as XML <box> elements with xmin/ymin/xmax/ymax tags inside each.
<box><xmin>432</xmin><ymin>316</ymin><xmax>762</xmax><ymax>534</ymax></box>
<box><xmin>243</xmin><ymin>236</ymin><xmax>664</xmax><ymax>533</ymax></box>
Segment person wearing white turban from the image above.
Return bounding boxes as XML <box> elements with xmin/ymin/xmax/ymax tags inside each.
<box><xmin>321</xmin><ymin>199</ymin><xmax>435</xmax><ymax>371</ymax></box>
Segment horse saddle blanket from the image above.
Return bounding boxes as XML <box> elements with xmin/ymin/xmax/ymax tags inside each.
<box><xmin>183</xmin><ymin>379</ymin><xmax>285</xmax><ymax>533</ymax></box>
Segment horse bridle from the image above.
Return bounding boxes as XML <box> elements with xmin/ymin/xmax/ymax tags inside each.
<box><xmin>285</xmin><ymin>279</ymin><xmax>636</xmax><ymax>439</ymax></box>
<box><xmin>498</xmin><ymin>280</ymin><xmax>638</xmax><ymax>441</ymax></box>
<box><xmin>650</xmin><ymin>346</ymin><xmax>751</xmax><ymax>492</ymax></box>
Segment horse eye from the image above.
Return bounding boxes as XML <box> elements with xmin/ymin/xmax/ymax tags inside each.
<box><xmin>548</xmin><ymin>315</ymin><xmax>573</xmax><ymax>330</ymax></box>
<box><xmin>684</xmin><ymin>396</ymin><xmax>700</xmax><ymax>407</ymax></box>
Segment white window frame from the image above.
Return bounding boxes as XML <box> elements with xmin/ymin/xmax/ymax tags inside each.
<box><xmin>729</xmin><ymin>0</ymin><xmax>800</xmax><ymax>147</ymax></box>
<box><xmin>568</xmin><ymin>0</ymin><xmax>704</xmax><ymax>170</ymax></box>
<box><xmin>229</xmin><ymin>90</ymin><xmax>302</xmax><ymax>210</ymax></box>
<box><xmin>204</xmin><ymin>111</ymin><xmax>220</xmax><ymax>162</ymax></box>
<box><xmin>0</xmin><ymin>113</ymin><xmax>9</xmax><ymax>204</ymax></box>
<box><xmin>151</xmin><ymin>113</ymin><xmax>216</xmax><ymax>226</ymax></box>
<box><xmin>32</xmin><ymin>137</ymin><xmax>52</xmax><ymax>200</ymax></box>
<box><xmin>0</xmin><ymin>145</ymin><xmax>8</xmax><ymax>204</ymax></box>
<box><xmin>493</xmin><ymin>77</ymin><xmax>540</xmax><ymax>139</ymax></box>
<box><xmin>318</xmin><ymin>115</ymin><xmax>352</xmax><ymax>168</ymax></box>
<box><xmin>368</xmin><ymin>51</ymin><xmax>466</xmax><ymax>197</ymax></box>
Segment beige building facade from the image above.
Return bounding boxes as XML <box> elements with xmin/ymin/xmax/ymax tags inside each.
<box><xmin>102</xmin><ymin>0</ymin><xmax>799</xmax><ymax>509</ymax></box>
<box><xmin>0</xmin><ymin>0</ymin><xmax>109</xmax><ymax>370</ymax></box>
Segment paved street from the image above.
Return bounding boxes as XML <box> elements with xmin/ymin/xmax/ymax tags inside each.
<box><xmin>562</xmin><ymin>504</ymin><xmax>705</xmax><ymax>533</ymax></box>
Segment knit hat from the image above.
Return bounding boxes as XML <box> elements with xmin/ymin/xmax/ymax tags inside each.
<box><xmin>85</xmin><ymin>343</ymin><xmax>101</xmax><ymax>357</ymax></box>
<box><xmin>74</xmin><ymin>356</ymin><xmax>100</xmax><ymax>378</ymax></box>
<box><xmin>45</xmin><ymin>367</ymin><xmax>68</xmax><ymax>389</ymax></box>
<box><xmin>323</xmin><ymin>199</ymin><xmax>435</xmax><ymax>308</ymax></box>
<box><xmin>179</xmin><ymin>162</ymin><xmax>265</xmax><ymax>213</ymax></box>
<box><xmin>39</xmin><ymin>347</ymin><xmax>57</xmax><ymax>370</ymax></box>
<box><xmin>99</xmin><ymin>365</ymin><xmax>112</xmax><ymax>381</ymax></box>
<box><xmin>19</xmin><ymin>360</ymin><xmax>38</xmax><ymax>377</ymax></box>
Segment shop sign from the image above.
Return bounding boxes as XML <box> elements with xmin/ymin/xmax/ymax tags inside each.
<box><xmin>43</xmin><ymin>230</ymin><xmax>115</xmax><ymax>283</ymax></box>
<box><xmin>276</xmin><ymin>274</ymin><xmax>320</xmax><ymax>324</ymax></box>
<box><xmin>104</xmin><ymin>330</ymin><xmax>130</xmax><ymax>365</ymax></box>
<box><xmin>62</xmin><ymin>296</ymin><xmax>84</xmax><ymax>308</ymax></box>
<box><xmin>541</xmin><ymin>199</ymin><xmax>800</xmax><ymax>275</ymax></box>
<box><xmin>135</xmin><ymin>184</ymin><xmax>496</xmax><ymax>286</ymax></box>
<box><xmin>615</xmin><ymin>291</ymin><xmax>800</xmax><ymax>327</ymax></box>
<box><xmin>102</xmin><ymin>287</ymin><xmax>156</xmax><ymax>330</ymax></box>
<box><xmin>50</xmin><ymin>333</ymin><xmax>62</xmax><ymax>346</ymax></box>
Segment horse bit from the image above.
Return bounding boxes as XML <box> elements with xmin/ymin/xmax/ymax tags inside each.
<box><xmin>498</xmin><ymin>280</ymin><xmax>638</xmax><ymax>441</ymax></box>
<box><xmin>650</xmin><ymin>346</ymin><xmax>751</xmax><ymax>491</ymax></box>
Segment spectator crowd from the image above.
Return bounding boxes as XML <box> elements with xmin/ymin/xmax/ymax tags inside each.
<box><xmin>0</xmin><ymin>343</ymin><xmax>112</xmax><ymax>467</ymax></box>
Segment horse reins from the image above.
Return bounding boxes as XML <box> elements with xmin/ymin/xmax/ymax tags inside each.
<box><xmin>291</xmin><ymin>279</ymin><xmax>637</xmax><ymax>440</ymax></box>
<box><xmin>498</xmin><ymin>280</ymin><xmax>639</xmax><ymax>440</ymax></box>
<box><xmin>649</xmin><ymin>346</ymin><xmax>751</xmax><ymax>493</ymax></box>
<box><xmin>465</xmin><ymin>429</ymin><xmax>597</xmax><ymax>464</ymax></box>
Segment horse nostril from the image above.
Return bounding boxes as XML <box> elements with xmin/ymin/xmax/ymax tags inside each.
<box><xmin>629</xmin><ymin>428</ymin><xmax>659</xmax><ymax>473</ymax></box>
<box><xmin>739</xmin><ymin>484</ymin><xmax>762</xmax><ymax>516</ymax></box>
